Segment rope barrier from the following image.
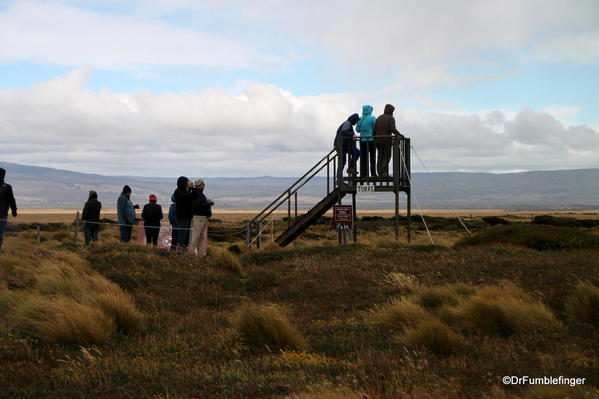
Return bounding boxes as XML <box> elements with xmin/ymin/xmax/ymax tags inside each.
<box><xmin>410</xmin><ymin>145</ymin><xmax>472</xmax><ymax>236</ymax></box>
<box><xmin>399</xmin><ymin>147</ymin><xmax>435</xmax><ymax>245</ymax></box>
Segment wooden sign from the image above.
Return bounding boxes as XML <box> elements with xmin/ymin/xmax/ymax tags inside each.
<box><xmin>333</xmin><ymin>205</ymin><xmax>353</xmax><ymax>230</ymax></box>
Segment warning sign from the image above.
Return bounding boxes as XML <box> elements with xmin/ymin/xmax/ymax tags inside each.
<box><xmin>333</xmin><ymin>205</ymin><xmax>353</xmax><ymax>230</ymax></box>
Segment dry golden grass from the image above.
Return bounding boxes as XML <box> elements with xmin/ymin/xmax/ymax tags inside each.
<box><xmin>411</xmin><ymin>286</ymin><xmax>462</xmax><ymax>311</ymax></box>
<box><xmin>208</xmin><ymin>246</ymin><xmax>243</xmax><ymax>274</ymax></box>
<box><xmin>565</xmin><ymin>281</ymin><xmax>599</xmax><ymax>325</ymax></box>
<box><xmin>233</xmin><ymin>303</ymin><xmax>307</xmax><ymax>351</ymax></box>
<box><xmin>285</xmin><ymin>386</ymin><xmax>362</xmax><ymax>399</ymax></box>
<box><xmin>381</xmin><ymin>271</ymin><xmax>420</xmax><ymax>293</ymax></box>
<box><xmin>516</xmin><ymin>385</ymin><xmax>599</xmax><ymax>399</ymax></box>
<box><xmin>8</xmin><ymin>295</ymin><xmax>116</xmax><ymax>345</ymax></box>
<box><xmin>401</xmin><ymin>318</ymin><xmax>464</xmax><ymax>356</ymax></box>
<box><xmin>371</xmin><ymin>297</ymin><xmax>433</xmax><ymax>331</ymax></box>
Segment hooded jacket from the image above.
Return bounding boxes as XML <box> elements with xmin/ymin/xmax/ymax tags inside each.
<box><xmin>173</xmin><ymin>176</ymin><xmax>199</xmax><ymax>220</ymax></box>
<box><xmin>373</xmin><ymin>104</ymin><xmax>402</xmax><ymax>145</ymax></box>
<box><xmin>334</xmin><ymin>113</ymin><xmax>360</xmax><ymax>152</ymax></box>
<box><xmin>0</xmin><ymin>168</ymin><xmax>17</xmax><ymax>218</ymax></box>
<box><xmin>117</xmin><ymin>191</ymin><xmax>135</xmax><ymax>225</ymax></box>
<box><xmin>356</xmin><ymin>105</ymin><xmax>376</xmax><ymax>142</ymax></box>
<box><xmin>192</xmin><ymin>189</ymin><xmax>212</xmax><ymax>218</ymax></box>
<box><xmin>82</xmin><ymin>192</ymin><xmax>102</xmax><ymax>224</ymax></box>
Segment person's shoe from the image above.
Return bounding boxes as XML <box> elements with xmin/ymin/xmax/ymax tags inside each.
<box><xmin>347</xmin><ymin>167</ymin><xmax>357</xmax><ymax>176</ymax></box>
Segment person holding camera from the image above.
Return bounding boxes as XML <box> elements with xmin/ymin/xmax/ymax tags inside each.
<box><xmin>173</xmin><ymin>176</ymin><xmax>199</xmax><ymax>248</ymax></box>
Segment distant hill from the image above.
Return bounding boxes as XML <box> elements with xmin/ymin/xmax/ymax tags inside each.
<box><xmin>1</xmin><ymin>161</ymin><xmax>598</xmax><ymax>210</ymax></box>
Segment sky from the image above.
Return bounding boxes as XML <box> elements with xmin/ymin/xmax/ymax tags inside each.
<box><xmin>0</xmin><ymin>0</ymin><xmax>598</xmax><ymax>177</ymax></box>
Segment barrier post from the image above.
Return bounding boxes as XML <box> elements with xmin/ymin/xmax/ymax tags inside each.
<box><xmin>36</xmin><ymin>225</ymin><xmax>41</xmax><ymax>245</ymax></box>
<box><xmin>73</xmin><ymin>211</ymin><xmax>80</xmax><ymax>244</ymax></box>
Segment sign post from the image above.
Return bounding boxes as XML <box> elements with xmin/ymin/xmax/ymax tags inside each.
<box><xmin>333</xmin><ymin>205</ymin><xmax>353</xmax><ymax>245</ymax></box>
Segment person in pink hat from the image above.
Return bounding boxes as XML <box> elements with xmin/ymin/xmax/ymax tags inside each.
<box><xmin>141</xmin><ymin>194</ymin><xmax>163</xmax><ymax>246</ymax></box>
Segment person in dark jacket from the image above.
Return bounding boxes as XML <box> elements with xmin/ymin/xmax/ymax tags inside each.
<box><xmin>117</xmin><ymin>185</ymin><xmax>136</xmax><ymax>243</ymax></box>
<box><xmin>0</xmin><ymin>167</ymin><xmax>17</xmax><ymax>250</ymax></box>
<box><xmin>141</xmin><ymin>194</ymin><xmax>163</xmax><ymax>246</ymax></box>
<box><xmin>189</xmin><ymin>179</ymin><xmax>214</xmax><ymax>256</ymax></box>
<box><xmin>168</xmin><ymin>194</ymin><xmax>178</xmax><ymax>250</ymax></box>
<box><xmin>82</xmin><ymin>190</ymin><xmax>101</xmax><ymax>245</ymax></box>
<box><xmin>356</xmin><ymin>105</ymin><xmax>377</xmax><ymax>177</ymax></box>
<box><xmin>373</xmin><ymin>104</ymin><xmax>404</xmax><ymax>177</ymax></box>
<box><xmin>334</xmin><ymin>113</ymin><xmax>361</xmax><ymax>183</ymax></box>
<box><xmin>173</xmin><ymin>176</ymin><xmax>199</xmax><ymax>248</ymax></box>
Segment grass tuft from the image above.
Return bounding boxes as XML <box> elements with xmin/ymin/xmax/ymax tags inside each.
<box><xmin>286</xmin><ymin>386</ymin><xmax>361</xmax><ymax>399</ymax></box>
<box><xmin>372</xmin><ymin>297</ymin><xmax>433</xmax><ymax>331</ymax></box>
<box><xmin>233</xmin><ymin>303</ymin><xmax>307</xmax><ymax>351</ymax></box>
<box><xmin>209</xmin><ymin>246</ymin><xmax>243</xmax><ymax>274</ymax></box>
<box><xmin>564</xmin><ymin>281</ymin><xmax>599</xmax><ymax>325</ymax></box>
<box><xmin>401</xmin><ymin>318</ymin><xmax>464</xmax><ymax>356</ymax></box>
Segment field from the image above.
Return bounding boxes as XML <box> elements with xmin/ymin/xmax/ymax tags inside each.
<box><xmin>1</xmin><ymin>211</ymin><xmax>598</xmax><ymax>398</ymax></box>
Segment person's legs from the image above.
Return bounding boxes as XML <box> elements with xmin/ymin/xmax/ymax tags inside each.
<box><xmin>188</xmin><ymin>216</ymin><xmax>200</xmax><ymax>254</ymax></box>
<box><xmin>0</xmin><ymin>219</ymin><xmax>7</xmax><ymax>249</ymax></box>
<box><xmin>196</xmin><ymin>216</ymin><xmax>208</xmax><ymax>256</ymax></box>
<box><xmin>376</xmin><ymin>142</ymin><xmax>384</xmax><ymax>176</ymax></box>
<box><xmin>148</xmin><ymin>226</ymin><xmax>159</xmax><ymax>246</ymax></box>
<box><xmin>382</xmin><ymin>144</ymin><xmax>391</xmax><ymax>176</ymax></box>
<box><xmin>170</xmin><ymin>226</ymin><xmax>178</xmax><ymax>250</ymax></box>
<box><xmin>91</xmin><ymin>225</ymin><xmax>99</xmax><ymax>242</ymax></box>
<box><xmin>84</xmin><ymin>225</ymin><xmax>92</xmax><ymax>245</ymax></box>
<box><xmin>349</xmin><ymin>147</ymin><xmax>360</xmax><ymax>173</ymax></box>
<box><xmin>359</xmin><ymin>142</ymin><xmax>369</xmax><ymax>177</ymax></box>
<box><xmin>176</xmin><ymin>219</ymin><xmax>191</xmax><ymax>247</ymax></box>
<box><xmin>336</xmin><ymin>147</ymin><xmax>346</xmax><ymax>183</ymax></box>
<box><xmin>368</xmin><ymin>142</ymin><xmax>377</xmax><ymax>177</ymax></box>
<box><xmin>120</xmin><ymin>225</ymin><xmax>132</xmax><ymax>243</ymax></box>
<box><xmin>145</xmin><ymin>226</ymin><xmax>152</xmax><ymax>245</ymax></box>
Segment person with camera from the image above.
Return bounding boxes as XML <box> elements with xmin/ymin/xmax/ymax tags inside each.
<box><xmin>0</xmin><ymin>167</ymin><xmax>17</xmax><ymax>250</ymax></box>
<box><xmin>189</xmin><ymin>179</ymin><xmax>214</xmax><ymax>256</ymax></box>
<box><xmin>173</xmin><ymin>176</ymin><xmax>199</xmax><ymax>248</ymax></box>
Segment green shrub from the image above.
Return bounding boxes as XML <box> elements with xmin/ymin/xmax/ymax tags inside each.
<box><xmin>233</xmin><ymin>303</ymin><xmax>307</xmax><ymax>351</ymax></box>
<box><xmin>565</xmin><ymin>281</ymin><xmax>599</xmax><ymax>325</ymax></box>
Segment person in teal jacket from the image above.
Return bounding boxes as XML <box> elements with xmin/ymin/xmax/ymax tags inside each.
<box><xmin>356</xmin><ymin>105</ymin><xmax>377</xmax><ymax>177</ymax></box>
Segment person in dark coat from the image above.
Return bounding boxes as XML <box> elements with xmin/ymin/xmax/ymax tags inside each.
<box><xmin>0</xmin><ymin>167</ymin><xmax>17</xmax><ymax>250</ymax></box>
<box><xmin>373</xmin><ymin>104</ymin><xmax>404</xmax><ymax>177</ymax></box>
<box><xmin>173</xmin><ymin>176</ymin><xmax>199</xmax><ymax>248</ymax></box>
<box><xmin>334</xmin><ymin>113</ymin><xmax>361</xmax><ymax>183</ymax></box>
<box><xmin>117</xmin><ymin>185</ymin><xmax>136</xmax><ymax>243</ymax></box>
<box><xmin>82</xmin><ymin>190</ymin><xmax>101</xmax><ymax>245</ymax></box>
<box><xmin>141</xmin><ymin>194</ymin><xmax>163</xmax><ymax>246</ymax></box>
<box><xmin>168</xmin><ymin>194</ymin><xmax>178</xmax><ymax>250</ymax></box>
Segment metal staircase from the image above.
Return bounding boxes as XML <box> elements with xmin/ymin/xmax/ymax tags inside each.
<box><xmin>246</xmin><ymin>135</ymin><xmax>411</xmax><ymax>248</ymax></box>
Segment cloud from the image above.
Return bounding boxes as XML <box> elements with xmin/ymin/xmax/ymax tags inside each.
<box><xmin>1</xmin><ymin>69</ymin><xmax>598</xmax><ymax>176</ymax></box>
<box><xmin>0</xmin><ymin>1</ymin><xmax>285</xmax><ymax>70</ymax></box>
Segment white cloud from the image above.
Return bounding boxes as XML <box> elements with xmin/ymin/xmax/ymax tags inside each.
<box><xmin>1</xmin><ymin>69</ymin><xmax>598</xmax><ymax>176</ymax></box>
<box><xmin>530</xmin><ymin>31</ymin><xmax>599</xmax><ymax>64</ymax></box>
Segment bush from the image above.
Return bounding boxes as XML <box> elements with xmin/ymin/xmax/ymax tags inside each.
<box><xmin>455</xmin><ymin>224</ymin><xmax>599</xmax><ymax>250</ymax></box>
<box><xmin>233</xmin><ymin>303</ymin><xmax>307</xmax><ymax>351</ymax></box>
<box><xmin>10</xmin><ymin>295</ymin><xmax>116</xmax><ymax>345</ymax></box>
<box><xmin>482</xmin><ymin>216</ymin><xmax>510</xmax><ymax>226</ymax></box>
<box><xmin>565</xmin><ymin>281</ymin><xmax>599</xmax><ymax>325</ymax></box>
<box><xmin>401</xmin><ymin>318</ymin><xmax>464</xmax><ymax>356</ymax></box>
<box><xmin>286</xmin><ymin>387</ymin><xmax>361</xmax><ymax>399</ymax></box>
<box><xmin>411</xmin><ymin>285</ymin><xmax>464</xmax><ymax>311</ymax></box>
<box><xmin>372</xmin><ymin>298</ymin><xmax>432</xmax><ymax>331</ymax></box>
<box><xmin>209</xmin><ymin>246</ymin><xmax>243</xmax><ymax>273</ymax></box>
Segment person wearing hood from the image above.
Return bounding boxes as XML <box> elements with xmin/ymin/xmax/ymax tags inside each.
<box><xmin>356</xmin><ymin>105</ymin><xmax>377</xmax><ymax>178</ymax></box>
<box><xmin>189</xmin><ymin>179</ymin><xmax>214</xmax><ymax>256</ymax></box>
<box><xmin>334</xmin><ymin>113</ymin><xmax>361</xmax><ymax>183</ymax></box>
<box><xmin>0</xmin><ymin>167</ymin><xmax>17</xmax><ymax>250</ymax></box>
<box><xmin>117</xmin><ymin>185</ymin><xmax>136</xmax><ymax>243</ymax></box>
<box><xmin>173</xmin><ymin>176</ymin><xmax>199</xmax><ymax>248</ymax></box>
<box><xmin>82</xmin><ymin>190</ymin><xmax>101</xmax><ymax>245</ymax></box>
<box><xmin>373</xmin><ymin>104</ymin><xmax>404</xmax><ymax>177</ymax></box>
<box><xmin>142</xmin><ymin>195</ymin><xmax>163</xmax><ymax>246</ymax></box>
<box><xmin>168</xmin><ymin>194</ymin><xmax>178</xmax><ymax>250</ymax></box>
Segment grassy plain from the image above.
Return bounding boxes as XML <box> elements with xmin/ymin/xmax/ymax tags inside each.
<box><xmin>0</xmin><ymin>211</ymin><xmax>598</xmax><ymax>398</ymax></box>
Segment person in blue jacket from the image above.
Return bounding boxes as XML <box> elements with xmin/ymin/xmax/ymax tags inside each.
<box><xmin>334</xmin><ymin>113</ymin><xmax>361</xmax><ymax>183</ymax></box>
<box><xmin>356</xmin><ymin>105</ymin><xmax>377</xmax><ymax>177</ymax></box>
<box><xmin>117</xmin><ymin>185</ymin><xmax>136</xmax><ymax>243</ymax></box>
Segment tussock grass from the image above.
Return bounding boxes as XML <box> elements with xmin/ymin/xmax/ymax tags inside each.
<box><xmin>411</xmin><ymin>286</ymin><xmax>461</xmax><ymax>311</ymax></box>
<box><xmin>372</xmin><ymin>298</ymin><xmax>433</xmax><ymax>331</ymax></box>
<box><xmin>368</xmin><ymin>236</ymin><xmax>407</xmax><ymax>250</ymax></box>
<box><xmin>401</xmin><ymin>318</ymin><xmax>464</xmax><ymax>356</ymax></box>
<box><xmin>565</xmin><ymin>281</ymin><xmax>599</xmax><ymax>325</ymax></box>
<box><xmin>459</xmin><ymin>292</ymin><xmax>561</xmax><ymax>336</ymax></box>
<box><xmin>286</xmin><ymin>386</ymin><xmax>361</xmax><ymax>399</ymax></box>
<box><xmin>382</xmin><ymin>272</ymin><xmax>420</xmax><ymax>293</ymax></box>
<box><xmin>208</xmin><ymin>246</ymin><xmax>243</xmax><ymax>274</ymax></box>
<box><xmin>10</xmin><ymin>295</ymin><xmax>116</xmax><ymax>345</ymax></box>
<box><xmin>233</xmin><ymin>303</ymin><xmax>307</xmax><ymax>351</ymax></box>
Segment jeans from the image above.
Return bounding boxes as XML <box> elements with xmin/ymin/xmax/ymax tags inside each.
<box><xmin>376</xmin><ymin>142</ymin><xmax>392</xmax><ymax>176</ymax></box>
<box><xmin>145</xmin><ymin>225</ymin><xmax>160</xmax><ymax>246</ymax></box>
<box><xmin>0</xmin><ymin>219</ymin><xmax>6</xmax><ymax>249</ymax></box>
<box><xmin>176</xmin><ymin>219</ymin><xmax>191</xmax><ymax>247</ymax></box>
<box><xmin>336</xmin><ymin>146</ymin><xmax>360</xmax><ymax>182</ymax></box>
<box><xmin>170</xmin><ymin>225</ymin><xmax>178</xmax><ymax>250</ymax></box>
<box><xmin>119</xmin><ymin>225</ymin><xmax>133</xmax><ymax>243</ymax></box>
<box><xmin>84</xmin><ymin>224</ymin><xmax>99</xmax><ymax>245</ymax></box>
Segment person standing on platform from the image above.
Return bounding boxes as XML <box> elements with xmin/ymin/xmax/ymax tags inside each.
<box><xmin>373</xmin><ymin>104</ymin><xmax>404</xmax><ymax>177</ymax></box>
<box><xmin>117</xmin><ymin>185</ymin><xmax>136</xmax><ymax>243</ymax></box>
<box><xmin>168</xmin><ymin>194</ymin><xmax>178</xmax><ymax>250</ymax></box>
<box><xmin>189</xmin><ymin>179</ymin><xmax>214</xmax><ymax>256</ymax></box>
<box><xmin>82</xmin><ymin>190</ymin><xmax>101</xmax><ymax>245</ymax></box>
<box><xmin>173</xmin><ymin>176</ymin><xmax>199</xmax><ymax>248</ymax></box>
<box><xmin>141</xmin><ymin>195</ymin><xmax>163</xmax><ymax>246</ymax></box>
<box><xmin>356</xmin><ymin>105</ymin><xmax>377</xmax><ymax>177</ymax></box>
<box><xmin>334</xmin><ymin>113</ymin><xmax>361</xmax><ymax>184</ymax></box>
<box><xmin>0</xmin><ymin>167</ymin><xmax>17</xmax><ymax>250</ymax></box>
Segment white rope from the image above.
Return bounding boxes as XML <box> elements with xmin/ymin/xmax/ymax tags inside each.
<box><xmin>399</xmin><ymin>147</ymin><xmax>435</xmax><ymax>245</ymax></box>
<box><xmin>247</xmin><ymin>217</ymin><xmax>274</xmax><ymax>247</ymax></box>
<box><xmin>411</xmin><ymin>145</ymin><xmax>472</xmax><ymax>235</ymax></box>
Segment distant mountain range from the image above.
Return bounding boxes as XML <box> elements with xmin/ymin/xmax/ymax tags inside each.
<box><xmin>1</xmin><ymin>161</ymin><xmax>598</xmax><ymax>210</ymax></box>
